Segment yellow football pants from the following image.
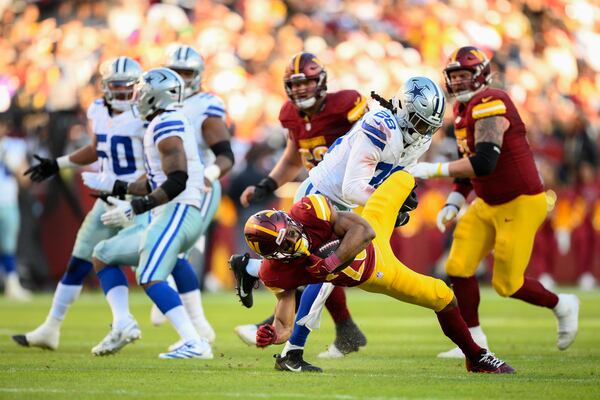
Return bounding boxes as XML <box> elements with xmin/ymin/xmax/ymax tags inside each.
<box><xmin>445</xmin><ymin>192</ymin><xmax>547</xmax><ymax>296</ymax></box>
<box><xmin>358</xmin><ymin>171</ymin><xmax>454</xmax><ymax>312</ymax></box>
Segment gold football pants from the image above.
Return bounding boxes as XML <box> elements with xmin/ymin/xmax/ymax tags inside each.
<box><xmin>358</xmin><ymin>171</ymin><xmax>454</xmax><ymax>312</ymax></box>
<box><xmin>445</xmin><ymin>192</ymin><xmax>547</xmax><ymax>296</ymax></box>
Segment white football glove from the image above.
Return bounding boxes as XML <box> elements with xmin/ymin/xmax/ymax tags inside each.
<box><xmin>100</xmin><ymin>196</ymin><xmax>134</xmax><ymax>228</ymax></box>
<box><xmin>409</xmin><ymin>162</ymin><xmax>449</xmax><ymax>179</ymax></box>
<box><xmin>82</xmin><ymin>159</ymin><xmax>116</xmax><ymax>192</ymax></box>
<box><xmin>436</xmin><ymin>191</ymin><xmax>466</xmax><ymax>233</ymax></box>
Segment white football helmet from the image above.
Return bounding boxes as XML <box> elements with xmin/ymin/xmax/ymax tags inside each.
<box><xmin>100</xmin><ymin>56</ymin><xmax>143</xmax><ymax>112</ymax></box>
<box><xmin>164</xmin><ymin>45</ymin><xmax>204</xmax><ymax>98</ymax></box>
<box><xmin>391</xmin><ymin>76</ymin><xmax>446</xmax><ymax>146</ymax></box>
<box><xmin>133</xmin><ymin>67</ymin><xmax>185</xmax><ymax>121</ymax></box>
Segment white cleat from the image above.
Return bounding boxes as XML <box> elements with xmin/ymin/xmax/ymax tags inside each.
<box><xmin>159</xmin><ymin>339</ymin><xmax>213</xmax><ymax>359</ymax></box>
<box><xmin>553</xmin><ymin>294</ymin><xmax>579</xmax><ymax>350</ymax></box>
<box><xmin>150</xmin><ymin>304</ymin><xmax>168</xmax><ymax>326</ymax></box>
<box><xmin>91</xmin><ymin>319</ymin><xmax>141</xmax><ymax>356</ymax></box>
<box><xmin>317</xmin><ymin>343</ymin><xmax>345</xmax><ymax>359</ymax></box>
<box><xmin>437</xmin><ymin>327</ymin><xmax>489</xmax><ymax>359</ymax></box>
<box><xmin>13</xmin><ymin>322</ymin><xmax>60</xmax><ymax>350</ymax></box>
<box><xmin>5</xmin><ymin>275</ymin><xmax>32</xmax><ymax>302</ymax></box>
<box><xmin>234</xmin><ymin>324</ymin><xmax>257</xmax><ymax>346</ymax></box>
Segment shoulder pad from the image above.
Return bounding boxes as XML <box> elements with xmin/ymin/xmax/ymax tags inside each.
<box><xmin>359</xmin><ymin>109</ymin><xmax>398</xmax><ymax>151</ymax></box>
<box><xmin>471</xmin><ymin>89</ymin><xmax>510</xmax><ymax>120</ymax></box>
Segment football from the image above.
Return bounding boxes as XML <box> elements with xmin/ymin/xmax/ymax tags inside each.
<box><xmin>313</xmin><ymin>239</ymin><xmax>340</xmax><ymax>258</ymax></box>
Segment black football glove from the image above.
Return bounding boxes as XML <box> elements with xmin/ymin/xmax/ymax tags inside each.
<box><xmin>24</xmin><ymin>154</ymin><xmax>59</xmax><ymax>182</ymax></box>
<box><xmin>249</xmin><ymin>176</ymin><xmax>278</xmax><ymax>204</ymax></box>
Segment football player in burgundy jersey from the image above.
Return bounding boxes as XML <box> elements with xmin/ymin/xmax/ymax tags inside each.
<box><xmin>232</xmin><ymin>52</ymin><xmax>369</xmax><ymax>356</ymax></box>
<box><xmin>410</xmin><ymin>46</ymin><xmax>579</xmax><ymax>358</ymax></box>
<box><xmin>245</xmin><ymin>171</ymin><xmax>515</xmax><ymax>373</ymax></box>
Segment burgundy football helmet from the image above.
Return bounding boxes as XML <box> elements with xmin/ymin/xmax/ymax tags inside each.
<box><xmin>244</xmin><ymin>210</ymin><xmax>310</xmax><ymax>261</ymax></box>
<box><xmin>283</xmin><ymin>52</ymin><xmax>327</xmax><ymax>110</ymax></box>
<box><xmin>443</xmin><ymin>46</ymin><xmax>491</xmax><ymax>103</ymax></box>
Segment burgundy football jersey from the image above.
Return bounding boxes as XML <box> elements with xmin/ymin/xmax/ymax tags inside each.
<box><xmin>259</xmin><ymin>194</ymin><xmax>376</xmax><ymax>292</ymax></box>
<box><xmin>279</xmin><ymin>90</ymin><xmax>367</xmax><ymax>170</ymax></box>
<box><xmin>452</xmin><ymin>87</ymin><xmax>544</xmax><ymax>205</ymax></box>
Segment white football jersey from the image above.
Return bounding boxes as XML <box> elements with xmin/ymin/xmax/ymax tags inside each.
<box><xmin>0</xmin><ymin>136</ymin><xmax>27</xmax><ymax>205</ymax></box>
<box><xmin>143</xmin><ymin>109</ymin><xmax>204</xmax><ymax>212</ymax></box>
<box><xmin>87</xmin><ymin>99</ymin><xmax>146</xmax><ymax>183</ymax></box>
<box><xmin>181</xmin><ymin>92</ymin><xmax>226</xmax><ymax>167</ymax></box>
<box><xmin>308</xmin><ymin>108</ymin><xmax>431</xmax><ymax>208</ymax></box>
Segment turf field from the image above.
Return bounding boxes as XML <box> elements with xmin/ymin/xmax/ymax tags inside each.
<box><xmin>1</xmin><ymin>288</ymin><xmax>599</xmax><ymax>400</ymax></box>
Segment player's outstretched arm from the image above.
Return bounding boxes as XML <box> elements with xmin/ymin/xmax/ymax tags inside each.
<box><xmin>272</xmin><ymin>289</ymin><xmax>296</xmax><ymax>344</ymax></box>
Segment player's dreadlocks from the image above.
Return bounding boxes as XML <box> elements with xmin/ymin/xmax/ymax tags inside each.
<box><xmin>370</xmin><ymin>91</ymin><xmax>399</xmax><ymax>113</ymax></box>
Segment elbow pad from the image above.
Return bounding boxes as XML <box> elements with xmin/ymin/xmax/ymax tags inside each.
<box><xmin>468</xmin><ymin>142</ymin><xmax>501</xmax><ymax>177</ymax></box>
<box><xmin>160</xmin><ymin>170</ymin><xmax>188</xmax><ymax>200</ymax></box>
<box><xmin>209</xmin><ymin>140</ymin><xmax>234</xmax><ymax>164</ymax></box>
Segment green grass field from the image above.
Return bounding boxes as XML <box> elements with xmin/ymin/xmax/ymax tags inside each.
<box><xmin>1</xmin><ymin>288</ymin><xmax>599</xmax><ymax>400</ymax></box>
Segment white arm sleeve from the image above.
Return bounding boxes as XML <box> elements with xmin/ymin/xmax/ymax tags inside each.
<box><xmin>341</xmin><ymin>133</ymin><xmax>382</xmax><ymax>206</ymax></box>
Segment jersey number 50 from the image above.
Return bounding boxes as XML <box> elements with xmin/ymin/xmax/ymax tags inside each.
<box><xmin>96</xmin><ymin>134</ymin><xmax>137</xmax><ymax>175</ymax></box>
<box><xmin>299</xmin><ymin>145</ymin><xmax>328</xmax><ymax>170</ymax></box>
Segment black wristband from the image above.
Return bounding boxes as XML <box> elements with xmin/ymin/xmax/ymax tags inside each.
<box><xmin>131</xmin><ymin>195</ymin><xmax>157</xmax><ymax>214</ymax></box>
<box><xmin>209</xmin><ymin>140</ymin><xmax>235</xmax><ymax>164</ymax></box>
<box><xmin>112</xmin><ymin>180</ymin><xmax>129</xmax><ymax>197</ymax></box>
<box><xmin>257</xmin><ymin>176</ymin><xmax>278</xmax><ymax>192</ymax></box>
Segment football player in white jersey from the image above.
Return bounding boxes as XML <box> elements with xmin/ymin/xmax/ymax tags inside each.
<box><xmin>84</xmin><ymin>68</ymin><xmax>213</xmax><ymax>359</ymax></box>
<box><xmin>143</xmin><ymin>45</ymin><xmax>234</xmax><ymax>348</ymax></box>
<box><xmin>0</xmin><ymin>122</ymin><xmax>32</xmax><ymax>300</ymax></box>
<box><xmin>13</xmin><ymin>57</ymin><xmax>146</xmax><ymax>350</ymax></box>
<box><xmin>240</xmin><ymin>77</ymin><xmax>446</xmax><ymax>370</ymax></box>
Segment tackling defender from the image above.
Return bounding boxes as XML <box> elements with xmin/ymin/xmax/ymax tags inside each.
<box><xmin>238</xmin><ymin>76</ymin><xmax>446</xmax><ymax>370</ymax></box>
<box><xmin>245</xmin><ymin>171</ymin><xmax>515</xmax><ymax>374</ymax></box>
<box><xmin>13</xmin><ymin>57</ymin><xmax>146</xmax><ymax>350</ymax></box>
<box><xmin>232</xmin><ymin>52</ymin><xmax>368</xmax><ymax>356</ymax></box>
<box><xmin>410</xmin><ymin>46</ymin><xmax>579</xmax><ymax>358</ymax></box>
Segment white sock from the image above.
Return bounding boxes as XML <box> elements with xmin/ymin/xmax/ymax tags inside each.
<box><xmin>246</xmin><ymin>259</ymin><xmax>261</xmax><ymax>278</ymax></box>
<box><xmin>181</xmin><ymin>289</ymin><xmax>206</xmax><ymax>324</ymax></box>
<box><xmin>105</xmin><ymin>285</ymin><xmax>131</xmax><ymax>330</ymax></box>
<box><xmin>281</xmin><ymin>341</ymin><xmax>304</xmax><ymax>357</ymax></box>
<box><xmin>165</xmin><ymin>305</ymin><xmax>201</xmax><ymax>343</ymax></box>
<box><xmin>468</xmin><ymin>325</ymin><xmax>488</xmax><ymax>347</ymax></box>
<box><xmin>48</xmin><ymin>283</ymin><xmax>83</xmax><ymax>321</ymax></box>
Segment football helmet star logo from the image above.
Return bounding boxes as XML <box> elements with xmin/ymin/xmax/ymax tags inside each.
<box><xmin>407</xmin><ymin>82</ymin><xmax>427</xmax><ymax>103</ymax></box>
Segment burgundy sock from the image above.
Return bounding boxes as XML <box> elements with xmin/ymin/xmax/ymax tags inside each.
<box><xmin>449</xmin><ymin>276</ymin><xmax>480</xmax><ymax>327</ymax></box>
<box><xmin>325</xmin><ymin>286</ymin><xmax>351</xmax><ymax>323</ymax></box>
<box><xmin>436</xmin><ymin>306</ymin><xmax>482</xmax><ymax>361</ymax></box>
<box><xmin>510</xmin><ymin>277</ymin><xmax>559</xmax><ymax>308</ymax></box>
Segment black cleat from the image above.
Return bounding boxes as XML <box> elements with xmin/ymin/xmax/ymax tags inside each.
<box><xmin>334</xmin><ymin>318</ymin><xmax>367</xmax><ymax>354</ymax></box>
<box><xmin>12</xmin><ymin>335</ymin><xmax>29</xmax><ymax>347</ymax></box>
<box><xmin>466</xmin><ymin>350</ymin><xmax>516</xmax><ymax>374</ymax></box>
<box><xmin>229</xmin><ymin>253</ymin><xmax>258</xmax><ymax>308</ymax></box>
<box><xmin>274</xmin><ymin>350</ymin><xmax>323</xmax><ymax>373</ymax></box>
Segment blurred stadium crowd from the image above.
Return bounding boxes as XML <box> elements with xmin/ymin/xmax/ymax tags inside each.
<box><xmin>0</xmin><ymin>0</ymin><xmax>599</xmax><ymax>293</ymax></box>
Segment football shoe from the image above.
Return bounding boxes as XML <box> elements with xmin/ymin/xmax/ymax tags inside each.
<box><xmin>91</xmin><ymin>319</ymin><xmax>141</xmax><ymax>356</ymax></box>
<box><xmin>318</xmin><ymin>318</ymin><xmax>367</xmax><ymax>358</ymax></box>
<box><xmin>466</xmin><ymin>350</ymin><xmax>515</xmax><ymax>374</ymax></box>
<box><xmin>229</xmin><ymin>253</ymin><xmax>258</xmax><ymax>308</ymax></box>
<box><xmin>234</xmin><ymin>324</ymin><xmax>258</xmax><ymax>346</ymax></box>
<box><xmin>437</xmin><ymin>326</ymin><xmax>489</xmax><ymax>359</ymax></box>
<box><xmin>159</xmin><ymin>339</ymin><xmax>213</xmax><ymax>359</ymax></box>
<box><xmin>553</xmin><ymin>294</ymin><xmax>579</xmax><ymax>350</ymax></box>
<box><xmin>168</xmin><ymin>318</ymin><xmax>216</xmax><ymax>350</ymax></box>
<box><xmin>275</xmin><ymin>350</ymin><xmax>323</xmax><ymax>373</ymax></box>
<box><xmin>12</xmin><ymin>319</ymin><xmax>60</xmax><ymax>350</ymax></box>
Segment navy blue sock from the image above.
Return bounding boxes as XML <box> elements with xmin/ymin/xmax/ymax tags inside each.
<box><xmin>289</xmin><ymin>283</ymin><xmax>322</xmax><ymax>347</ymax></box>
<box><xmin>145</xmin><ymin>281</ymin><xmax>182</xmax><ymax>314</ymax></box>
<box><xmin>0</xmin><ymin>254</ymin><xmax>16</xmax><ymax>274</ymax></box>
<box><xmin>171</xmin><ymin>257</ymin><xmax>199</xmax><ymax>294</ymax></box>
<box><xmin>60</xmin><ymin>256</ymin><xmax>93</xmax><ymax>285</ymax></box>
<box><xmin>96</xmin><ymin>266</ymin><xmax>128</xmax><ymax>295</ymax></box>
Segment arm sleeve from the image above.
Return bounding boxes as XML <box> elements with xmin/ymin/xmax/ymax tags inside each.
<box><xmin>341</xmin><ymin>133</ymin><xmax>382</xmax><ymax>206</ymax></box>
